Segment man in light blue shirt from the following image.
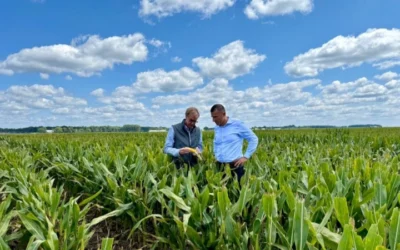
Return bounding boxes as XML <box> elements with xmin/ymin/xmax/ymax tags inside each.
<box><xmin>210</xmin><ymin>104</ymin><xmax>258</xmax><ymax>182</ymax></box>
<box><xmin>164</xmin><ymin>107</ymin><xmax>203</xmax><ymax>169</ymax></box>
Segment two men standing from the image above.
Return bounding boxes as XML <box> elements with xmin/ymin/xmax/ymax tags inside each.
<box><xmin>163</xmin><ymin>104</ymin><xmax>258</xmax><ymax>182</ymax></box>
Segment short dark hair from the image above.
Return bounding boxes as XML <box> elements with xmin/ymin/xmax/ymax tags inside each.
<box><xmin>210</xmin><ymin>104</ymin><xmax>225</xmax><ymax>113</ymax></box>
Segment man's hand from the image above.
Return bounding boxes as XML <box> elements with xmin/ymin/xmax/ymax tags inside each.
<box><xmin>196</xmin><ymin>147</ymin><xmax>202</xmax><ymax>154</ymax></box>
<box><xmin>234</xmin><ymin>157</ymin><xmax>247</xmax><ymax>167</ymax></box>
<box><xmin>179</xmin><ymin>147</ymin><xmax>192</xmax><ymax>155</ymax></box>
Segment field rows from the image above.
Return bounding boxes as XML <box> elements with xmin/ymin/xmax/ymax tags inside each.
<box><xmin>0</xmin><ymin>128</ymin><xmax>400</xmax><ymax>249</ymax></box>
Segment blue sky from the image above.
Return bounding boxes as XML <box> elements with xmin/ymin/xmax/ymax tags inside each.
<box><xmin>1</xmin><ymin>0</ymin><xmax>400</xmax><ymax>128</ymax></box>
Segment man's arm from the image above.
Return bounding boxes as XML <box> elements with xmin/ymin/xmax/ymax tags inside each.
<box><xmin>240</xmin><ymin>122</ymin><xmax>258</xmax><ymax>159</ymax></box>
<box><xmin>163</xmin><ymin>127</ymin><xmax>180</xmax><ymax>157</ymax></box>
<box><xmin>197</xmin><ymin>129</ymin><xmax>203</xmax><ymax>153</ymax></box>
<box><xmin>234</xmin><ymin>122</ymin><xmax>258</xmax><ymax>167</ymax></box>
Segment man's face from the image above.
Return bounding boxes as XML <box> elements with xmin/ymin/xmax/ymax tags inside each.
<box><xmin>211</xmin><ymin>110</ymin><xmax>225</xmax><ymax>126</ymax></box>
<box><xmin>185</xmin><ymin>113</ymin><xmax>199</xmax><ymax>129</ymax></box>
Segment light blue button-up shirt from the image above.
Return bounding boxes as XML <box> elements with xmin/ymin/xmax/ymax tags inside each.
<box><xmin>163</xmin><ymin>125</ymin><xmax>203</xmax><ymax>157</ymax></box>
<box><xmin>213</xmin><ymin>118</ymin><xmax>258</xmax><ymax>163</ymax></box>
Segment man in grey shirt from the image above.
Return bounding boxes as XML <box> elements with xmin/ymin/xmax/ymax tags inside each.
<box><xmin>163</xmin><ymin>107</ymin><xmax>203</xmax><ymax>169</ymax></box>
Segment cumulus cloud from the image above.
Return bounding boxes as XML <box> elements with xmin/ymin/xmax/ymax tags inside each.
<box><xmin>244</xmin><ymin>0</ymin><xmax>313</xmax><ymax>19</ymax></box>
<box><xmin>2</xmin><ymin>75</ymin><xmax>400</xmax><ymax>127</ymax></box>
<box><xmin>171</xmin><ymin>56</ymin><xmax>182</xmax><ymax>63</ymax></box>
<box><xmin>373</xmin><ymin>60</ymin><xmax>400</xmax><ymax>70</ymax></box>
<box><xmin>139</xmin><ymin>0</ymin><xmax>236</xmax><ymax>19</ymax></box>
<box><xmin>374</xmin><ymin>71</ymin><xmax>398</xmax><ymax>81</ymax></box>
<box><xmin>40</xmin><ymin>73</ymin><xmax>49</xmax><ymax>80</ymax></box>
<box><xmin>284</xmin><ymin>28</ymin><xmax>400</xmax><ymax>77</ymax></box>
<box><xmin>152</xmin><ymin>78</ymin><xmax>319</xmax><ymax>106</ymax></box>
<box><xmin>151</xmin><ymin>76</ymin><xmax>400</xmax><ymax>127</ymax></box>
<box><xmin>90</xmin><ymin>88</ymin><xmax>105</xmax><ymax>97</ymax></box>
<box><xmin>0</xmin><ymin>84</ymin><xmax>87</xmax><ymax>118</ymax></box>
<box><xmin>133</xmin><ymin>67</ymin><xmax>203</xmax><ymax>92</ymax></box>
<box><xmin>193</xmin><ymin>40</ymin><xmax>266</xmax><ymax>79</ymax></box>
<box><xmin>0</xmin><ymin>33</ymin><xmax>148</xmax><ymax>77</ymax></box>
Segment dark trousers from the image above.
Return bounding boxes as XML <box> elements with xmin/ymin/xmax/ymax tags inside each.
<box><xmin>216</xmin><ymin>161</ymin><xmax>245</xmax><ymax>184</ymax></box>
<box><xmin>173</xmin><ymin>157</ymin><xmax>198</xmax><ymax>170</ymax></box>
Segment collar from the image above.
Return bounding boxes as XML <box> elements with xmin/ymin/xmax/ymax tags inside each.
<box><xmin>182</xmin><ymin>119</ymin><xmax>196</xmax><ymax>131</ymax></box>
<box><xmin>220</xmin><ymin>116</ymin><xmax>233</xmax><ymax>127</ymax></box>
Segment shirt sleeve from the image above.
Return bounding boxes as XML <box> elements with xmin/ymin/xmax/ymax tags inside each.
<box><xmin>197</xmin><ymin>129</ymin><xmax>203</xmax><ymax>152</ymax></box>
<box><xmin>238</xmin><ymin>122</ymin><xmax>258</xmax><ymax>159</ymax></box>
<box><xmin>213</xmin><ymin>127</ymin><xmax>218</xmax><ymax>158</ymax></box>
<box><xmin>163</xmin><ymin>126</ymin><xmax>180</xmax><ymax>157</ymax></box>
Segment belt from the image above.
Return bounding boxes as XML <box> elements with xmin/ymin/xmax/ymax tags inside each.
<box><xmin>216</xmin><ymin>160</ymin><xmax>241</xmax><ymax>170</ymax></box>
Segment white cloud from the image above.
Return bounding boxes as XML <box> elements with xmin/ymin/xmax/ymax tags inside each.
<box><xmin>7</xmin><ymin>84</ymin><xmax>65</xmax><ymax>98</ymax></box>
<box><xmin>152</xmin><ymin>78</ymin><xmax>319</xmax><ymax>106</ymax></box>
<box><xmin>115</xmin><ymin>103</ymin><xmax>145</xmax><ymax>111</ymax></box>
<box><xmin>52</xmin><ymin>107</ymin><xmax>70</xmax><ymax>114</ymax></box>
<box><xmin>193</xmin><ymin>40</ymin><xmax>266</xmax><ymax>79</ymax></box>
<box><xmin>40</xmin><ymin>73</ymin><xmax>49</xmax><ymax>80</ymax></box>
<box><xmin>150</xmin><ymin>76</ymin><xmax>400</xmax><ymax>127</ymax></box>
<box><xmin>374</xmin><ymin>71</ymin><xmax>398</xmax><ymax>81</ymax></box>
<box><xmin>171</xmin><ymin>56</ymin><xmax>182</xmax><ymax>63</ymax></box>
<box><xmin>373</xmin><ymin>60</ymin><xmax>400</xmax><ymax>70</ymax></box>
<box><xmin>53</xmin><ymin>96</ymin><xmax>87</xmax><ymax>106</ymax></box>
<box><xmin>31</xmin><ymin>0</ymin><xmax>45</xmax><ymax>3</ymax></box>
<box><xmin>2</xmin><ymin>76</ymin><xmax>400</xmax><ymax>127</ymax></box>
<box><xmin>285</xmin><ymin>28</ymin><xmax>400</xmax><ymax>77</ymax></box>
<box><xmin>244</xmin><ymin>0</ymin><xmax>313</xmax><ymax>19</ymax></box>
<box><xmin>0</xmin><ymin>68</ymin><xmax>13</xmax><ymax>76</ymax></box>
<box><xmin>385</xmin><ymin>79</ymin><xmax>400</xmax><ymax>89</ymax></box>
<box><xmin>65</xmin><ymin>75</ymin><xmax>72</xmax><ymax>80</ymax></box>
<box><xmin>148</xmin><ymin>39</ymin><xmax>168</xmax><ymax>48</ymax></box>
<box><xmin>0</xmin><ymin>84</ymin><xmax>87</xmax><ymax>115</ymax></box>
<box><xmin>91</xmin><ymin>88</ymin><xmax>105</xmax><ymax>97</ymax></box>
<box><xmin>139</xmin><ymin>0</ymin><xmax>236</xmax><ymax>19</ymax></box>
<box><xmin>133</xmin><ymin>67</ymin><xmax>203</xmax><ymax>92</ymax></box>
<box><xmin>0</xmin><ymin>33</ymin><xmax>148</xmax><ymax>77</ymax></box>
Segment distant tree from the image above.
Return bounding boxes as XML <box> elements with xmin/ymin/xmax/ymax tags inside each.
<box><xmin>121</xmin><ymin>124</ymin><xmax>141</xmax><ymax>132</ymax></box>
<box><xmin>54</xmin><ymin>127</ymin><xmax>63</xmax><ymax>133</ymax></box>
<box><xmin>37</xmin><ymin>127</ymin><xmax>47</xmax><ymax>133</ymax></box>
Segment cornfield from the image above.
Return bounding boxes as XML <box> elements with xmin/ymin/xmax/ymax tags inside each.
<box><xmin>0</xmin><ymin>128</ymin><xmax>399</xmax><ymax>249</ymax></box>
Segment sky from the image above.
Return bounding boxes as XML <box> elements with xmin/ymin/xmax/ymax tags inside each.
<box><xmin>1</xmin><ymin>0</ymin><xmax>400</xmax><ymax>128</ymax></box>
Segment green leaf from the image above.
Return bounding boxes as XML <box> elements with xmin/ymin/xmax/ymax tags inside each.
<box><xmin>26</xmin><ymin>237</ymin><xmax>45</xmax><ymax>250</ymax></box>
<box><xmin>390</xmin><ymin>208</ymin><xmax>400</xmax><ymax>250</ymax></box>
<box><xmin>283</xmin><ymin>185</ymin><xmax>295</xmax><ymax>211</ymax></box>
<box><xmin>338</xmin><ymin>224</ymin><xmax>353</xmax><ymax>250</ymax></box>
<box><xmin>101</xmin><ymin>238</ymin><xmax>114</xmax><ymax>250</ymax></box>
<box><xmin>364</xmin><ymin>224</ymin><xmax>383</xmax><ymax>250</ymax></box>
<box><xmin>236</xmin><ymin>185</ymin><xmax>251</xmax><ymax>215</ymax></box>
<box><xmin>374</xmin><ymin>183</ymin><xmax>387</xmax><ymax>209</ymax></box>
<box><xmin>186</xmin><ymin>225</ymin><xmax>204</xmax><ymax>248</ymax></box>
<box><xmin>0</xmin><ymin>237</ymin><xmax>11</xmax><ymax>250</ymax></box>
<box><xmin>312</xmin><ymin>223</ymin><xmax>341</xmax><ymax>249</ymax></box>
<box><xmin>160</xmin><ymin>188</ymin><xmax>191</xmax><ymax>212</ymax></box>
<box><xmin>78</xmin><ymin>188</ymin><xmax>102</xmax><ymax>207</ymax></box>
<box><xmin>0</xmin><ymin>213</ymin><xmax>13</xmax><ymax>237</ymax></box>
<box><xmin>199</xmin><ymin>186</ymin><xmax>210</xmax><ymax>212</ymax></box>
<box><xmin>88</xmin><ymin>203</ymin><xmax>132</xmax><ymax>228</ymax></box>
<box><xmin>129</xmin><ymin>214</ymin><xmax>164</xmax><ymax>237</ymax></box>
<box><xmin>334</xmin><ymin>197</ymin><xmax>349</xmax><ymax>228</ymax></box>
<box><xmin>294</xmin><ymin>199</ymin><xmax>309</xmax><ymax>250</ymax></box>
<box><xmin>18</xmin><ymin>213</ymin><xmax>45</xmax><ymax>241</ymax></box>
<box><xmin>263</xmin><ymin>193</ymin><xmax>277</xmax><ymax>246</ymax></box>
<box><xmin>217</xmin><ymin>187</ymin><xmax>230</xmax><ymax>217</ymax></box>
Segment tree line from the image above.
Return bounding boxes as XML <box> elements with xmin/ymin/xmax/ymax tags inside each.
<box><xmin>0</xmin><ymin>125</ymin><xmax>168</xmax><ymax>134</ymax></box>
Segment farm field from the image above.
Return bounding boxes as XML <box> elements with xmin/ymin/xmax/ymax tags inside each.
<box><xmin>0</xmin><ymin>128</ymin><xmax>400</xmax><ymax>250</ymax></box>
